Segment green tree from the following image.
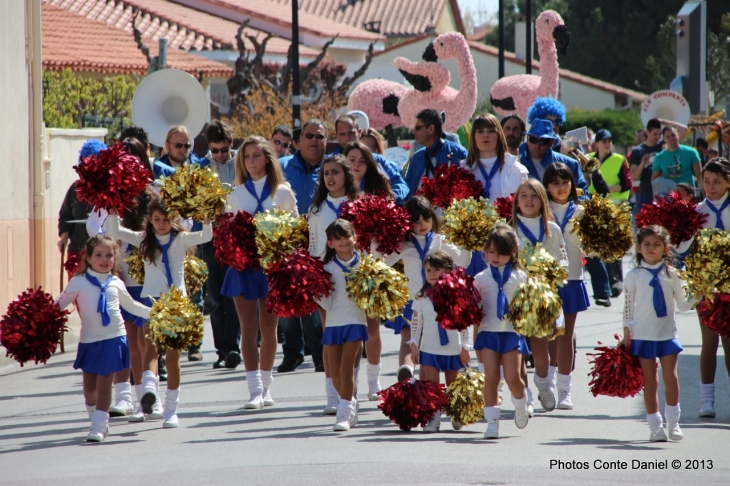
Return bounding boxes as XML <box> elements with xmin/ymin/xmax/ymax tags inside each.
<box><xmin>562</xmin><ymin>108</ymin><xmax>642</xmax><ymax>147</ymax></box>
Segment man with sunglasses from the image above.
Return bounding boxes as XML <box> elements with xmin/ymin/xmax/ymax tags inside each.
<box><xmin>269</xmin><ymin>125</ymin><xmax>293</xmax><ymax>158</ymax></box>
<box><xmin>160</xmin><ymin>126</ymin><xmax>207</xmax><ymax>170</ymax></box>
<box><xmin>204</xmin><ymin>120</ymin><xmax>237</xmax><ymax>186</ymax></box>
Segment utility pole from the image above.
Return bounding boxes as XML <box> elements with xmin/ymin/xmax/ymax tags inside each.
<box><xmin>291</xmin><ymin>0</ymin><xmax>301</xmax><ymax>128</ymax></box>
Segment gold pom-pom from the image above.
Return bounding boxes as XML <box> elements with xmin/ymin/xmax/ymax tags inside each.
<box><xmin>444</xmin><ymin>368</ymin><xmax>485</xmax><ymax>425</ymax></box>
<box><xmin>148</xmin><ymin>287</ymin><xmax>204</xmax><ymax>352</ymax></box>
<box><xmin>345</xmin><ymin>253</ymin><xmax>409</xmax><ymax>320</ymax></box>
<box><xmin>509</xmin><ymin>277</ymin><xmax>562</xmax><ymax>338</ymax></box>
<box><xmin>442</xmin><ymin>197</ymin><xmax>505</xmax><ymax>251</ymax></box>
<box><xmin>160</xmin><ymin>163</ymin><xmax>232</xmax><ymax>221</ymax></box>
<box><xmin>125</xmin><ymin>248</ymin><xmax>145</xmax><ymax>283</ymax></box>
<box><xmin>681</xmin><ymin>228</ymin><xmax>730</xmax><ymax>302</ymax></box>
<box><xmin>184</xmin><ymin>255</ymin><xmax>208</xmax><ymax>295</ymax></box>
<box><xmin>253</xmin><ymin>209</ymin><xmax>308</xmax><ymax>270</ymax></box>
<box><xmin>519</xmin><ymin>243</ymin><xmax>567</xmax><ymax>290</ymax></box>
<box><xmin>570</xmin><ymin>194</ymin><xmax>633</xmax><ymax>263</ymax></box>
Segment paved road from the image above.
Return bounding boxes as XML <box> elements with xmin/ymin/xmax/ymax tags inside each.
<box><xmin>1</xmin><ymin>261</ymin><xmax>729</xmax><ymax>485</ymax></box>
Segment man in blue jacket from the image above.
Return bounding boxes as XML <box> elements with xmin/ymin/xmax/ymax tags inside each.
<box><xmin>156</xmin><ymin>126</ymin><xmax>208</xmax><ymax>175</ymax></box>
<box><xmin>403</xmin><ymin>108</ymin><xmax>468</xmax><ymax>200</ymax></box>
<box><xmin>328</xmin><ymin>114</ymin><xmax>409</xmax><ymax>205</ymax></box>
<box><xmin>278</xmin><ymin>119</ymin><xmax>328</xmax><ymax>372</ymax></box>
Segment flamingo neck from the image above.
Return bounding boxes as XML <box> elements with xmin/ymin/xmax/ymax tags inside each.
<box><xmin>536</xmin><ymin>37</ymin><xmax>559</xmax><ymax>96</ymax></box>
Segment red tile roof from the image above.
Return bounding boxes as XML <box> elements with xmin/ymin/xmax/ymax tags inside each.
<box><xmin>270</xmin><ymin>0</ymin><xmax>465</xmax><ymax>37</ymax></box>
<box><xmin>44</xmin><ymin>0</ymin><xmax>319</xmax><ymax>57</ymax></box>
<box><xmin>42</xmin><ymin>3</ymin><xmax>233</xmax><ymax>77</ymax></box>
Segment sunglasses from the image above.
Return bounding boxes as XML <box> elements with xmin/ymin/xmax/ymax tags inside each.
<box><xmin>304</xmin><ymin>133</ymin><xmax>326</xmax><ymax>140</ymax></box>
<box><xmin>169</xmin><ymin>142</ymin><xmax>191</xmax><ymax>150</ymax></box>
<box><xmin>527</xmin><ymin>136</ymin><xmax>553</xmax><ymax>146</ymax></box>
<box><xmin>413</xmin><ymin>124</ymin><xmax>427</xmax><ymax>131</ymax></box>
<box><xmin>210</xmin><ymin>147</ymin><xmax>229</xmax><ymax>154</ymax></box>
<box><xmin>273</xmin><ymin>140</ymin><xmax>291</xmax><ymax>148</ymax></box>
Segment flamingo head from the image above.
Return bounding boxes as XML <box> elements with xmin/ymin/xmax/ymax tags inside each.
<box><xmin>423</xmin><ymin>32</ymin><xmax>468</xmax><ymax>61</ymax></box>
<box><xmin>536</xmin><ymin>10</ymin><xmax>571</xmax><ymax>55</ymax></box>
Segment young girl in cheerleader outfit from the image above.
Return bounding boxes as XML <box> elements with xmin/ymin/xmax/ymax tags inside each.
<box><xmin>105</xmin><ymin>198</ymin><xmax>212</xmax><ymax>428</ymax></box>
<box><xmin>317</xmin><ymin>219</ymin><xmax>369</xmax><ymax>431</ymax></box>
<box><xmin>56</xmin><ymin>235</ymin><xmax>150</xmax><ymax>442</ymax></box>
<box><xmin>221</xmin><ymin>136</ymin><xmax>298</xmax><ymax>410</ymax></box>
<box><xmin>374</xmin><ymin>196</ymin><xmax>470</xmax><ymax>382</ymax></box>
<box><xmin>344</xmin><ymin>141</ymin><xmax>395</xmax><ymax>200</ymax></box>
<box><xmin>620</xmin><ymin>225</ymin><xmax>693</xmax><ymax>441</ymax></box>
<box><xmin>694</xmin><ymin>158</ymin><xmax>730</xmax><ymax>418</ymax></box>
<box><xmin>473</xmin><ymin>224</ymin><xmax>530</xmax><ymax>438</ymax></box>
<box><xmin>408</xmin><ymin>251</ymin><xmax>472</xmax><ymax>432</ymax></box>
<box><xmin>511</xmin><ymin>179</ymin><xmax>568</xmax><ymax>414</ymax></box>
<box><xmin>543</xmin><ymin>163</ymin><xmax>591</xmax><ymax>410</ymax></box>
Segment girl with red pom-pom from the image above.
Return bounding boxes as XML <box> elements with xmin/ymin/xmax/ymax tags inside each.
<box><xmin>317</xmin><ymin>219</ymin><xmax>369</xmax><ymax>431</ymax></box>
<box><xmin>344</xmin><ymin>141</ymin><xmax>395</xmax><ymax>200</ymax></box>
<box><xmin>104</xmin><ymin>198</ymin><xmax>212</xmax><ymax>428</ymax></box>
<box><xmin>694</xmin><ymin>158</ymin><xmax>730</xmax><ymax>418</ymax></box>
<box><xmin>473</xmin><ymin>224</ymin><xmax>530</xmax><ymax>438</ymax></box>
<box><xmin>373</xmin><ymin>196</ymin><xmax>470</xmax><ymax>384</ymax></box>
<box><xmin>221</xmin><ymin>136</ymin><xmax>298</xmax><ymax>410</ymax></box>
<box><xmin>408</xmin><ymin>251</ymin><xmax>472</xmax><ymax>433</ymax></box>
<box><xmin>511</xmin><ymin>179</ymin><xmax>568</xmax><ymax>415</ymax></box>
<box><xmin>619</xmin><ymin>225</ymin><xmax>694</xmax><ymax>442</ymax></box>
<box><xmin>543</xmin><ymin>163</ymin><xmax>592</xmax><ymax>411</ymax></box>
<box><xmin>56</xmin><ymin>235</ymin><xmax>151</xmax><ymax>442</ymax></box>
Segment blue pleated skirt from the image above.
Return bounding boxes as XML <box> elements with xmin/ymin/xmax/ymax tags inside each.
<box><xmin>384</xmin><ymin>300</ymin><xmax>413</xmax><ymax>334</ymax></box>
<box><xmin>322</xmin><ymin>324</ymin><xmax>369</xmax><ymax>345</ymax></box>
<box><xmin>558</xmin><ymin>280</ymin><xmax>590</xmax><ymax>314</ymax></box>
<box><xmin>630</xmin><ymin>338</ymin><xmax>683</xmax><ymax>359</ymax></box>
<box><xmin>464</xmin><ymin>251</ymin><xmax>487</xmax><ymax>277</ymax></box>
<box><xmin>221</xmin><ymin>267</ymin><xmax>268</xmax><ymax>300</ymax></box>
<box><xmin>420</xmin><ymin>351</ymin><xmax>463</xmax><ymax>372</ymax></box>
<box><xmin>474</xmin><ymin>331</ymin><xmax>530</xmax><ymax>355</ymax></box>
<box><xmin>120</xmin><ymin>286</ymin><xmax>151</xmax><ymax>328</ymax></box>
<box><xmin>73</xmin><ymin>336</ymin><xmax>130</xmax><ymax>375</ymax></box>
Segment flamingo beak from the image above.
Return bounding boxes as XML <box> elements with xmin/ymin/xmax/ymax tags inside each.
<box><xmin>553</xmin><ymin>25</ymin><xmax>571</xmax><ymax>55</ymax></box>
<box><xmin>423</xmin><ymin>42</ymin><xmax>438</xmax><ymax>62</ymax></box>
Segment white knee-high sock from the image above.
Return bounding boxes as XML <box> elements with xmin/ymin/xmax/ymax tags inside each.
<box><xmin>366</xmin><ymin>362</ymin><xmax>381</xmax><ymax>383</ymax></box>
<box><xmin>134</xmin><ymin>384</ymin><xmax>144</xmax><ymax>404</ymax></box>
<box><xmin>325</xmin><ymin>377</ymin><xmax>338</xmax><ymax>400</ymax></box>
<box><xmin>165</xmin><ymin>388</ymin><xmax>180</xmax><ymax>415</ymax></box>
<box><xmin>547</xmin><ymin>365</ymin><xmax>557</xmax><ymax>385</ymax></box>
<box><xmin>114</xmin><ymin>382</ymin><xmax>132</xmax><ymax>403</ymax></box>
<box><xmin>483</xmin><ymin>406</ymin><xmax>500</xmax><ymax>420</ymax></box>
<box><xmin>90</xmin><ymin>410</ymin><xmax>109</xmax><ymax>428</ymax></box>
<box><xmin>261</xmin><ymin>370</ymin><xmax>273</xmax><ymax>390</ymax></box>
<box><xmin>85</xmin><ymin>403</ymin><xmax>96</xmax><ymax>419</ymax></box>
<box><xmin>247</xmin><ymin>370</ymin><xmax>263</xmax><ymax>396</ymax></box>
<box><xmin>700</xmin><ymin>383</ymin><xmax>715</xmax><ymax>402</ymax></box>
<box><xmin>556</xmin><ymin>372</ymin><xmax>572</xmax><ymax>392</ymax></box>
<box><xmin>646</xmin><ymin>412</ymin><xmax>663</xmax><ymax>431</ymax></box>
<box><xmin>665</xmin><ymin>403</ymin><xmax>680</xmax><ymax>424</ymax></box>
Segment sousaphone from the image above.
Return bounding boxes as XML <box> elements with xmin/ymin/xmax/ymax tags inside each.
<box><xmin>641</xmin><ymin>90</ymin><xmax>691</xmax><ymax>127</ymax></box>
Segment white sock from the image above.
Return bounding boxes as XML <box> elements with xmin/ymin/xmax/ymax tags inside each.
<box><xmin>85</xmin><ymin>403</ymin><xmax>96</xmax><ymax>419</ymax></box>
<box><xmin>665</xmin><ymin>403</ymin><xmax>680</xmax><ymax>424</ymax></box>
<box><xmin>548</xmin><ymin>365</ymin><xmax>557</xmax><ymax>385</ymax></box>
<box><xmin>114</xmin><ymin>382</ymin><xmax>132</xmax><ymax>403</ymax></box>
<box><xmin>366</xmin><ymin>362</ymin><xmax>381</xmax><ymax>383</ymax></box>
<box><xmin>700</xmin><ymin>383</ymin><xmax>715</xmax><ymax>402</ymax></box>
<box><xmin>165</xmin><ymin>388</ymin><xmax>180</xmax><ymax>415</ymax></box>
<box><xmin>556</xmin><ymin>372</ymin><xmax>572</xmax><ymax>392</ymax></box>
<box><xmin>525</xmin><ymin>386</ymin><xmax>534</xmax><ymax>405</ymax></box>
<box><xmin>646</xmin><ymin>412</ymin><xmax>663</xmax><ymax>432</ymax></box>
<box><xmin>246</xmin><ymin>370</ymin><xmax>263</xmax><ymax>396</ymax></box>
<box><xmin>337</xmin><ymin>398</ymin><xmax>353</xmax><ymax>420</ymax></box>
<box><xmin>134</xmin><ymin>384</ymin><xmax>144</xmax><ymax>404</ymax></box>
<box><xmin>478</xmin><ymin>362</ymin><xmax>485</xmax><ymax>374</ymax></box>
<box><xmin>533</xmin><ymin>373</ymin><xmax>550</xmax><ymax>391</ymax></box>
<box><xmin>261</xmin><ymin>370</ymin><xmax>273</xmax><ymax>389</ymax></box>
<box><xmin>511</xmin><ymin>393</ymin><xmax>527</xmax><ymax>409</ymax></box>
<box><xmin>325</xmin><ymin>377</ymin><xmax>338</xmax><ymax>400</ymax></box>
<box><xmin>90</xmin><ymin>410</ymin><xmax>109</xmax><ymax>427</ymax></box>
<box><xmin>142</xmin><ymin>370</ymin><xmax>156</xmax><ymax>391</ymax></box>
<box><xmin>483</xmin><ymin>406</ymin><xmax>500</xmax><ymax>420</ymax></box>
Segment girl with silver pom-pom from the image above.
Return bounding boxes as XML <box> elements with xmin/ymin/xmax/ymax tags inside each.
<box><xmin>408</xmin><ymin>251</ymin><xmax>472</xmax><ymax>432</ymax></box>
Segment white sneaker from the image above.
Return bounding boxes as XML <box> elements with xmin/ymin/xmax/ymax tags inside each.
<box><xmin>526</xmin><ymin>404</ymin><xmax>534</xmax><ymax>418</ymax></box>
<box><xmin>85</xmin><ymin>424</ymin><xmax>108</xmax><ymax>443</ymax></box>
<box><xmin>650</xmin><ymin>428</ymin><xmax>668</xmax><ymax>442</ymax></box>
<box><xmin>147</xmin><ymin>398</ymin><xmax>164</xmax><ymax>420</ymax></box>
<box><xmin>423</xmin><ymin>414</ymin><xmax>440</xmax><ymax>433</ymax></box>
<box><xmin>109</xmin><ymin>399</ymin><xmax>134</xmax><ymax>417</ymax></box>
<box><xmin>349</xmin><ymin>400</ymin><xmax>359</xmax><ymax>427</ymax></box>
<box><xmin>514</xmin><ymin>405</ymin><xmax>529</xmax><ymax>429</ymax></box>
<box><xmin>367</xmin><ymin>380</ymin><xmax>382</xmax><ymax>401</ymax></box>
<box><xmin>396</xmin><ymin>365</ymin><xmax>414</xmax><ymax>382</ymax></box>
<box><xmin>333</xmin><ymin>418</ymin><xmax>350</xmax><ymax>431</ymax></box>
<box><xmin>128</xmin><ymin>405</ymin><xmax>145</xmax><ymax>423</ymax></box>
<box><xmin>244</xmin><ymin>393</ymin><xmax>265</xmax><ymax>410</ymax></box>
<box><xmin>538</xmin><ymin>387</ymin><xmax>556</xmax><ymax>412</ymax></box>
<box><xmin>262</xmin><ymin>388</ymin><xmax>275</xmax><ymax>407</ymax></box>
<box><xmin>557</xmin><ymin>390</ymin><xmax>573</xmax><ymax>410</ymax></box>
<box><xmin>699</xmin><ymin>401</ymin><xmax>716</xmax><ymax>418</ymax></box>
<box><xmin>483</xmin><ymin>418</ymin><xmax>499</xmax><ymax>439</ymax></box>
<box><xmin>451</xmin><ymin>418</ymin><xmax>464</xmax><ymax>431</ymax></box>
<box><xmin>323</xmin><ymin>396</ymin><xmax>339</xmax><ymax>415</ymax></box>
<box><xmin>162</xmin><ymin>411</ymin><xmax>179</xmax><ymax>428</ymax></box>
<box><xmin>667</xmin><ymin>421</ymin><xmax>683</xmax><ymax>441</ymax></box>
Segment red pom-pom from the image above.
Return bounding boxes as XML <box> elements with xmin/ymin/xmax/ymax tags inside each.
<box><xmin>493</xmin><ymin>194</ymin><xmax>514</xmax><ymax>221</ymax></box>
<box><xmin>74</xmin><ymin>142</ymin><xmax>152</xmax><ymax>213</ymax></box>
<box><xmin>265</xmin><ymin>250</ymin><xmax>334</xmax><ymax>318</ymax></box>
<box><xmin>635</xmin><ymin>191</ymin><xmax>708</xmax><ymax>246</ymax></box>
<box><xmin>587</xmin><ymin>335</ymin><xmax>645</xmax><ymax>398</ymax></box>
<box><xmin>1</xmin><ymin>288</ymin><xmax>69</xmax><ymax>366</ymax></box>
<box><xmin>698</xmin><ymin>294</ymin><xmax>730</xmax><ymax>337</ymax></box>
<box><xmin>213</xmin><ymin>211</ymin><xmax>260</xmax><ymax>271</ymax></box>
<box><xmin>416</xmin><ymin>165</ymin><xmax>483</xmax><ymax>208</ymax></box>
<box><xmin>426</xmin><ymin>268</ymin><xmax>483</xmax><ymax>331</ymax></box>
<box><xmin>64</xmin><ymin>251</ymin><xmax>84</xmax><ymax>275</ymax></box>
<box><xmin>340</xmin><ymin>194</ymin><xmax>410</xmax><ymax>254</ymax></box>
<box><xmin>378</xmin><ymin>379</ymin><xmax>449</xmax><ymax>431</ymax></box>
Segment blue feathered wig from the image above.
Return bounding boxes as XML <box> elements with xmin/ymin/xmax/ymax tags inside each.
<box><xmin>78</xmin><ymin>139</ymin><xmax>107</xmax><ymax>160</ymax></box>
<box><xmin>527</xmin><ymin>97</ymin><xmax>566</xmax><ymax>126</ymax></box>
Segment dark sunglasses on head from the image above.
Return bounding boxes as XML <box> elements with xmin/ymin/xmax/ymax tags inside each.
<box><xmin>273</xmin><ymin>140</ymin><xmax>291</xmax><ymax>148</ymax></box>
<box><xmin>304</xmin><ymin>133</ymin><xmax>326</xmax><ymax>140</ymax></box>
<box><xmin>527</xmin><ymin>136</ymin><xmax>553</xmax><ymax>146</ymax></box>
<box><xmin>210</xmin><ymin>147</ymin><xmax>229</xmax><ymax>154</ymax></box>
<box><xmin>170</xmin><ymin>142</ymin><xmax>191</xmax><ymax>150</ymax></box>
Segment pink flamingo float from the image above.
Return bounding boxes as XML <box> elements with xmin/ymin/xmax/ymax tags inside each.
<box><xmin>489</xmin><ymin>10</ymin><xmax>571</xmax><ymax>120</ymax></box>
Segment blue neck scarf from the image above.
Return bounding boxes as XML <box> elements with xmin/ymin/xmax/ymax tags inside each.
<box><xmin>333</xmin><ymin>253</ymin><xmax>359</xmax><ymax>276</ymax></box>
<box><xmin>643</xmin><ymin>263</ymin><xmax>668</xmax><ymax>318</ymax></box>
<box><xmin>359</xmin><ymin>178</ymin><xmax>366</xmax><ymax>192</ymax></box>
<box><xmin>518</xmin><ymin>217</ymin><xmax>545</xmax><ymax>245</ymax></box>
<box><xmin>490</xmin><ymin>262</ymin><xmax>512</xmax><ymax>320</ymax></box>
<box><xmin>244</xmin><ymin>177</ymin><xmax>271</xmax><ymax>215</ymax></box>
<box><xmin>705</xmin><ymin>197</ymin><xmax>730</xmax><ymax>230</ymax></box>
<box><xmin>326</xmin><ymin>198</ymin><xmax>346</xmax><ymax>218</ymax></box>
<box><xmin>158</xmin><ymin>233</ymin><xmax>176</xmax><ymax>286</ymax></box>
<box><xmin>426</xmin><ymin>293</ymin><xmax>450</xmax><ymax>346</ymax></box>
<box><xmin>411</xmin><ymin>231</ymin><xmax>434</xmax><ymax>284</ymax></box>
<box><xmin>85</xmin><ymin>273</ymin><xmax>113</xmax><ymax>326</ymax></box>
<box><xmin>477</xmin><ymin>159</ymin><xmax>501</xmax><ymax>200</ymax></box>
<box><xmin>556</xmin><ymin>201</ymin><xmax>576</xmax><ymax>233</ymax></box>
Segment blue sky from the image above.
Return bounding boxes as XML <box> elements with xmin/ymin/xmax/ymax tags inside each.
<box><xmin>457</xmin><ymin>0</ymin><xmax>499</xmax><ymax>26</ymax></box>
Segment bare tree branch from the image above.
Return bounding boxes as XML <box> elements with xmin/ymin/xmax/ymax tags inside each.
<box><xmin>335</xmin><ymin>42</ymin><xmax>374</xmax><ymax>98</ymax></box>
<box><xmin>300</xmin><ymin>35</ymin><xmax>338</xmax><ymax>85</ymax></box>
<box><xmin>131</xmin><ymin>10</ymin><xmax>152</xmax><ymax>66</ymax></box>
